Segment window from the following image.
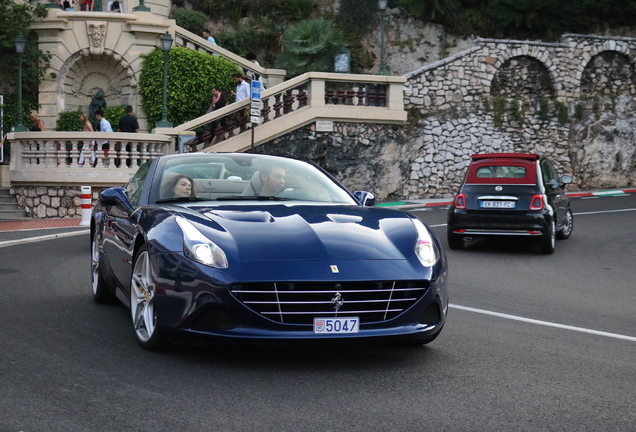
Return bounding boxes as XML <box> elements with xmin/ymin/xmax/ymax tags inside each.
<box><xmin>126</xmin><ymin>160</ymin><xmax>151</xmax><ymax>205</ymax></box>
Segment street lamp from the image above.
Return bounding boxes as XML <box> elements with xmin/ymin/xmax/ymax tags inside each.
<box><xmin>156</xmin><ymin>31</ymin><xmax>173</xmax><ymax>128</ymax></box>
<box><xmin>14</xmin><ymin>34</ymin><xmax>28</xmax><ymax>132</ymax></box>
<box><xmin>378</xmin><ymin>0</ymin><xmax>388</xmax><ymax>76</ymax></box>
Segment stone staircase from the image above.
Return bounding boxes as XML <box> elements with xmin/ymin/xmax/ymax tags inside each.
<box><xmin>0</xmin><ymin>188</ymin><xmax>30</xmax><ymax>221</ymax></box>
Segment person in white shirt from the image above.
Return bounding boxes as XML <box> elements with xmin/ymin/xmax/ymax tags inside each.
<box><xmin>107</xmin><ymin>0</ymin><xmax>122</xmax><ymax>11</ymax></box>
<box><xmin>232</xmin><ymin>73</ymin><xmax>250</xmax><ymax>102</ymax></box>
<box><xmin>95</xmin><ymin>109</ymin><xmax>113</xmax><ymax>156</ymax></box>
<box><xmin>202</xmin><ymin>29</ymin><xmax>216</xmax><ymax>45</ymax></box>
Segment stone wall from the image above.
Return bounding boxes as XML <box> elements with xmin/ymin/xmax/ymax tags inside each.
<box><xmin>254</xmin><ymin>34</ymin><xmax>636</xmax><ymax>200</ymax></box>
<box><xmin>10</xmin><ymin>186</ymin><xmax>102</xmax><ymax>219</ymax></box>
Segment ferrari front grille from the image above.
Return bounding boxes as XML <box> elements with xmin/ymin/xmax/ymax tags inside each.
<box><xmin>230</xmin><ymin>281</ymin><xmax>429</xmax><ymax>325</ymax></box>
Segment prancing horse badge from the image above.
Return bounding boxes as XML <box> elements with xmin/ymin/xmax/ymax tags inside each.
<box><xmin>330</xmin><ymin>265</ymin><xmax>339</xmax><ymax>273</ymax></box>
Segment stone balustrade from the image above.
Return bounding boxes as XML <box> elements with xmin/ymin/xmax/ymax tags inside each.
<box><xmin>9</xmin><ymin>131</ymin><xmax>173</xmax><ymax>186</ymax></box>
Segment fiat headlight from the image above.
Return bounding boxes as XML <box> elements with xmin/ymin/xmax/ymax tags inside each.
<box><xmin>412</xmin><ymin>219</ymin><xmax>439</xmax><ymax>267</ymax></box>
<box><xmin>175</xmin><ymin>216</ymin><xmax>228</xmax><ymax>269</ymax></box>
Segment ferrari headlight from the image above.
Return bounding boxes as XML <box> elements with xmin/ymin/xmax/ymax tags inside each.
<box><xmin>175</xmin><ymin>216</ymin><xmax>228</xmax><ymax>269</ymax></box>
<box><xmin>412</xmin><ymin>219</ymin><xmax>439</xmax><ymax>267</ymax></box>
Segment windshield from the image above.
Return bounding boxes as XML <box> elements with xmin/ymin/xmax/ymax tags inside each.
<box><xmin>150</xmin><ymin>153</ymin><xmax>357</xmax><ymax>205</ymax></box>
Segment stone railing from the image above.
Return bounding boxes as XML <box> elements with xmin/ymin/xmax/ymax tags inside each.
<box><xmin>156</xmin><ymin>72</ymin><xmax>407</xmax><ymax>153</ymax></box>
<box><xmin>173</xmin><ymin>26</ymin><xmax>286</xmax><ymax>89</ymax></box>
<box><xmin>8</xmin><ymin>132</ymin><xmax>173</xmax><ymax>186</ymax></box>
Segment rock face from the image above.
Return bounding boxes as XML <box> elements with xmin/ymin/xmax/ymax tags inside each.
<box><xmin>364</xmin><ymin>8</ymin><xmax>475</xmax><ymax>76</ymax></box>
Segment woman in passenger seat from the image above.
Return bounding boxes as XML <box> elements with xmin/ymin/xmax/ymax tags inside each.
<box><xmin>161</xmin><ymin>174</ymin><xmax>197</xmax><ymax>198</ymax></box>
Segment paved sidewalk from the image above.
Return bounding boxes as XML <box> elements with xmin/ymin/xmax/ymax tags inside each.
<box><xmin>0</xmin><ymin>218</ymin><xmax>83</xmax><ymax>232</ymax></box>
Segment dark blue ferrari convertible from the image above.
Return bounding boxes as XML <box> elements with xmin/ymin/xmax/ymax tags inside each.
<box><xmin>91</xmin><ymin>153</ymin><xmax>449</xmax><ymax>350</ymax></box>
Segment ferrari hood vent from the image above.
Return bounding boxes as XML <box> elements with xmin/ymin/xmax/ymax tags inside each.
<box><xmin>205</xmin><ymin>210</ymin><xmax>274</xmax><ymax>223</ymax></box>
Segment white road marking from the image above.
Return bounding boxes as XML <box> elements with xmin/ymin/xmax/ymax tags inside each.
<box><xmin>0</xmin><ymin>230</ymin><xmax>89</xmax><ymax>248</ymax></box>
<box><xmin>450</xmin><ymin>304</ymin><xmax>636</xmax><ymax>342</ymax></box>
<box><xmin>574</xmin><ymin>208</ymin><xmax>636</xmax><ymax>216</ymax></box>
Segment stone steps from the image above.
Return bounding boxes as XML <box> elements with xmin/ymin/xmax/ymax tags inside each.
<box><xmin>0</xmin><ymin>188</ymin><xmax>30</xmax><ymax>221</ymax></box>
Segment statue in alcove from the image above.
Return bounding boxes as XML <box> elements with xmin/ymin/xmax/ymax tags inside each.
<box><xmin>89</xmin><ymin>89</ymin><xmax>107</xmax><ymax>128</ymax></box>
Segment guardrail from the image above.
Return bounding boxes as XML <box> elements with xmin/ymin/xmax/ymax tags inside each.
<box><xmin>8</xmin><ymin>132</ymin><xmax>173</xmax><ymax>186</ymax></box>
<box><xmin>156</xmin><ymin>72</ymin><xmax>407</xmax><ymax>153</ymax></box>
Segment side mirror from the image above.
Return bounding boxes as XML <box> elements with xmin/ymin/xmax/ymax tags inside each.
<box><xmin>353</xmin><ymin>190</ymin><xmax>376</xmax><ymax>207</ymax></box>
<box><xmin>99</xmin><ymin>187</ymin><xmax>136</xmax><ymax>215</ymax></box>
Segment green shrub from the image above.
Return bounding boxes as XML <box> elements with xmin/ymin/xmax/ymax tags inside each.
<box><xmin>493</xmin><ymin>96</ymin><xmax>506</xmax><ymax>128</ymax></box>
<box><xmin>279</xmin><ymin>0</ymin><xmax>317</xmax><ymax>21</ymax></box>
<box><xmin>139</xmin><ymin>46</ymin><xmax>240</xmax><ymax>127</ymax></box>
<box><xmin>554</xmin><ymin>101</ymin><xmax>568</xmax><ymax>126</ymax></box>
<box><xmin>510</xmin><ymin>98</ymin><xmax>523</xmax><ymax>125</ymax></box>
<box><xmin>275</xmin><ymin>19</ymin><xmax>348</xmax><ymax>76</ymax></box>
<box><xmin>338</xmin><ymin>0</ymin><xmax>377</xmax><ymax>38</ymax></box>
<box><xmin>538</xmin><ymin>98</ymin><xmax>550</xmax><ymax>121</ymax></box>
<box><xmin>105</xmin><ymin>106</ymin><xmax>127</xmax><ymax>129</ymax></box>
<box><xmin>574</xmin><ymin>103</ymin><xmax>584</xmax><ymax>121</ymax></box>
<box><xmin>170</xmin><ymin>9</ymin><xmax>209</xmax><ymax>35</ymax></box>
<box><xmin>483</xmin><ymin>96</ymin><xmax>491</xmax><ymax>112</ymax></box>
<box><xmin>55</xmin><ymin>107</ymin><xmax>84</xmax><ymax>131</ymax></box>
<box><xmin>216</xmin><ymin>16</ymin><xmax>281</xmax><ymax>66</ymax></box>
<box><xmin>0</xmin><ymin>94</ymin><xmax>38</xmax><ymax>133</ymax></box>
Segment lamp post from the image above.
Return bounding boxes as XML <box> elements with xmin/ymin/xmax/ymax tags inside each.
<box><xmin>156</xmin><ymin>31</ymin><xmax>173</xmax><ymax>128</ymax></box>
<box><xmin>14</xmin><ymin>34</ymin><xmax>28</xmax><ymax>132</ymax></box>
<box><xmin>378</xmin><ymin>0</ymin><xmax>388</xmax><ymax>75</ymax></box>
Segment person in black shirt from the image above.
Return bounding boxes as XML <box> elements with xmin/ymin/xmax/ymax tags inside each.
<box><xmin>118</xmin><ymin>105</ymin><xmax>139</xmax><ymax>133</ymax></box>
<box><xmin>118</xmin><ymin>105</ymin><xmax>140</xmax><ymax>167</ymax></box>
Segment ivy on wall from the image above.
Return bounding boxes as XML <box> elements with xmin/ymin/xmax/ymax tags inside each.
<box><xmin>139</xmin><ymin>47</ymin><xmax>241</xmax><ymax>127</ymax></box>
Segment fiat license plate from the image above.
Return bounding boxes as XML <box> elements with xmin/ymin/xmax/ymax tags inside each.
<box><xmin>313</xmin><ymin>317</ymin><xmax>359</xmax><ymax>334</ymax></box>
<box><xmin>481</xmin><ymin>200</ymin><xmax>515</xmax><ymax>209</ymax></box>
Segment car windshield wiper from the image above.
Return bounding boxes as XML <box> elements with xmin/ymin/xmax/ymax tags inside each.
<box><xmin>214</xmin><ymin>195</ymin><xmax>292</xmax><ymax>201</ymax></box>
<box><xmin>156</xmin><ymin>196</ymin><xmax>208</xmax><ymax>204</ymax></box>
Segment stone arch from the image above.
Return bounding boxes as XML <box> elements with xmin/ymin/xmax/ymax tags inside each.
<box><xmin>490</xmin><ymin>55</ymin><xmax>555</xmax><ymax>99</ymax></box>
<box><xmin>580</xmin><ymin>50</ymin><xmax>636</xmax><ymax>97</ymax></box>
<box><xmin>57</xmin><ymin>49</ymin><xmax>138</xmax><ymax>115</ymax></box>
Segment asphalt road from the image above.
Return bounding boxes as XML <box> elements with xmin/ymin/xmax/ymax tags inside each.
<box><xmin>0</xmin><ymin>195</ymin><xmax>634</xmax><ymax>431</ymax></box>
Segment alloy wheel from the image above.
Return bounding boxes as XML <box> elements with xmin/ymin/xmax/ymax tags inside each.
<box><xmin>130</xmin><ymin>249</ymin><xmax>157</xmax><ymax>343</ymax></box>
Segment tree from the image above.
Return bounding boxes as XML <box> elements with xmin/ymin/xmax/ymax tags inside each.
<box><xmin>275</xmin><ymin>19</ymin><xmax>348</xmax><ymax>76</ymax></box>
<box><xmin>494</xmin><ymin>0</ymin><xmax>574</xmax><ymax>40</ymax></box>
<box><xmin>169</xmin><ymin>9</ymin><xmax>209</xmax><ymax>35</ymax></box>
<box><xmin>399</xmin><ymin>0</ymin><xmax>461</xmax><ymax>23</ymax></box>
<box><xmin>0</xmin><ymin>0</ymin><xmax>49</xmax><ymax>128</ymax></box>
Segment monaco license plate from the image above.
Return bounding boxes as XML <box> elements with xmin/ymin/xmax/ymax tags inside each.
<box><xmin>313</xmin><ymin>317</ymin><xmax>359</xmax><ymax>334</ymax></box>
<box><xmin>481</xmin><ymin>200</ymin><xmax>516</xmax><ymax>209</ymax></box>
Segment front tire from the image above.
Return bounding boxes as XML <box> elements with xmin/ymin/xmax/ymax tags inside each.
<box><xmin>130</xmin><ymin>245</ymin><xmax>167</xmax><ymax>350</ymax></box>
<box><xmin>556</xmin><ymin>209</ymin><xmax>573</xmax><ymax>240</ymax></box>
<box><xmin>91</xmin><ymin>234</ymin><xmax>116</xmax><ymax>303</ymax></box>
<box><xmin>539</xmin><ymin>219</ymin><xmax>556</xmax><ymax>254</ymax></box>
